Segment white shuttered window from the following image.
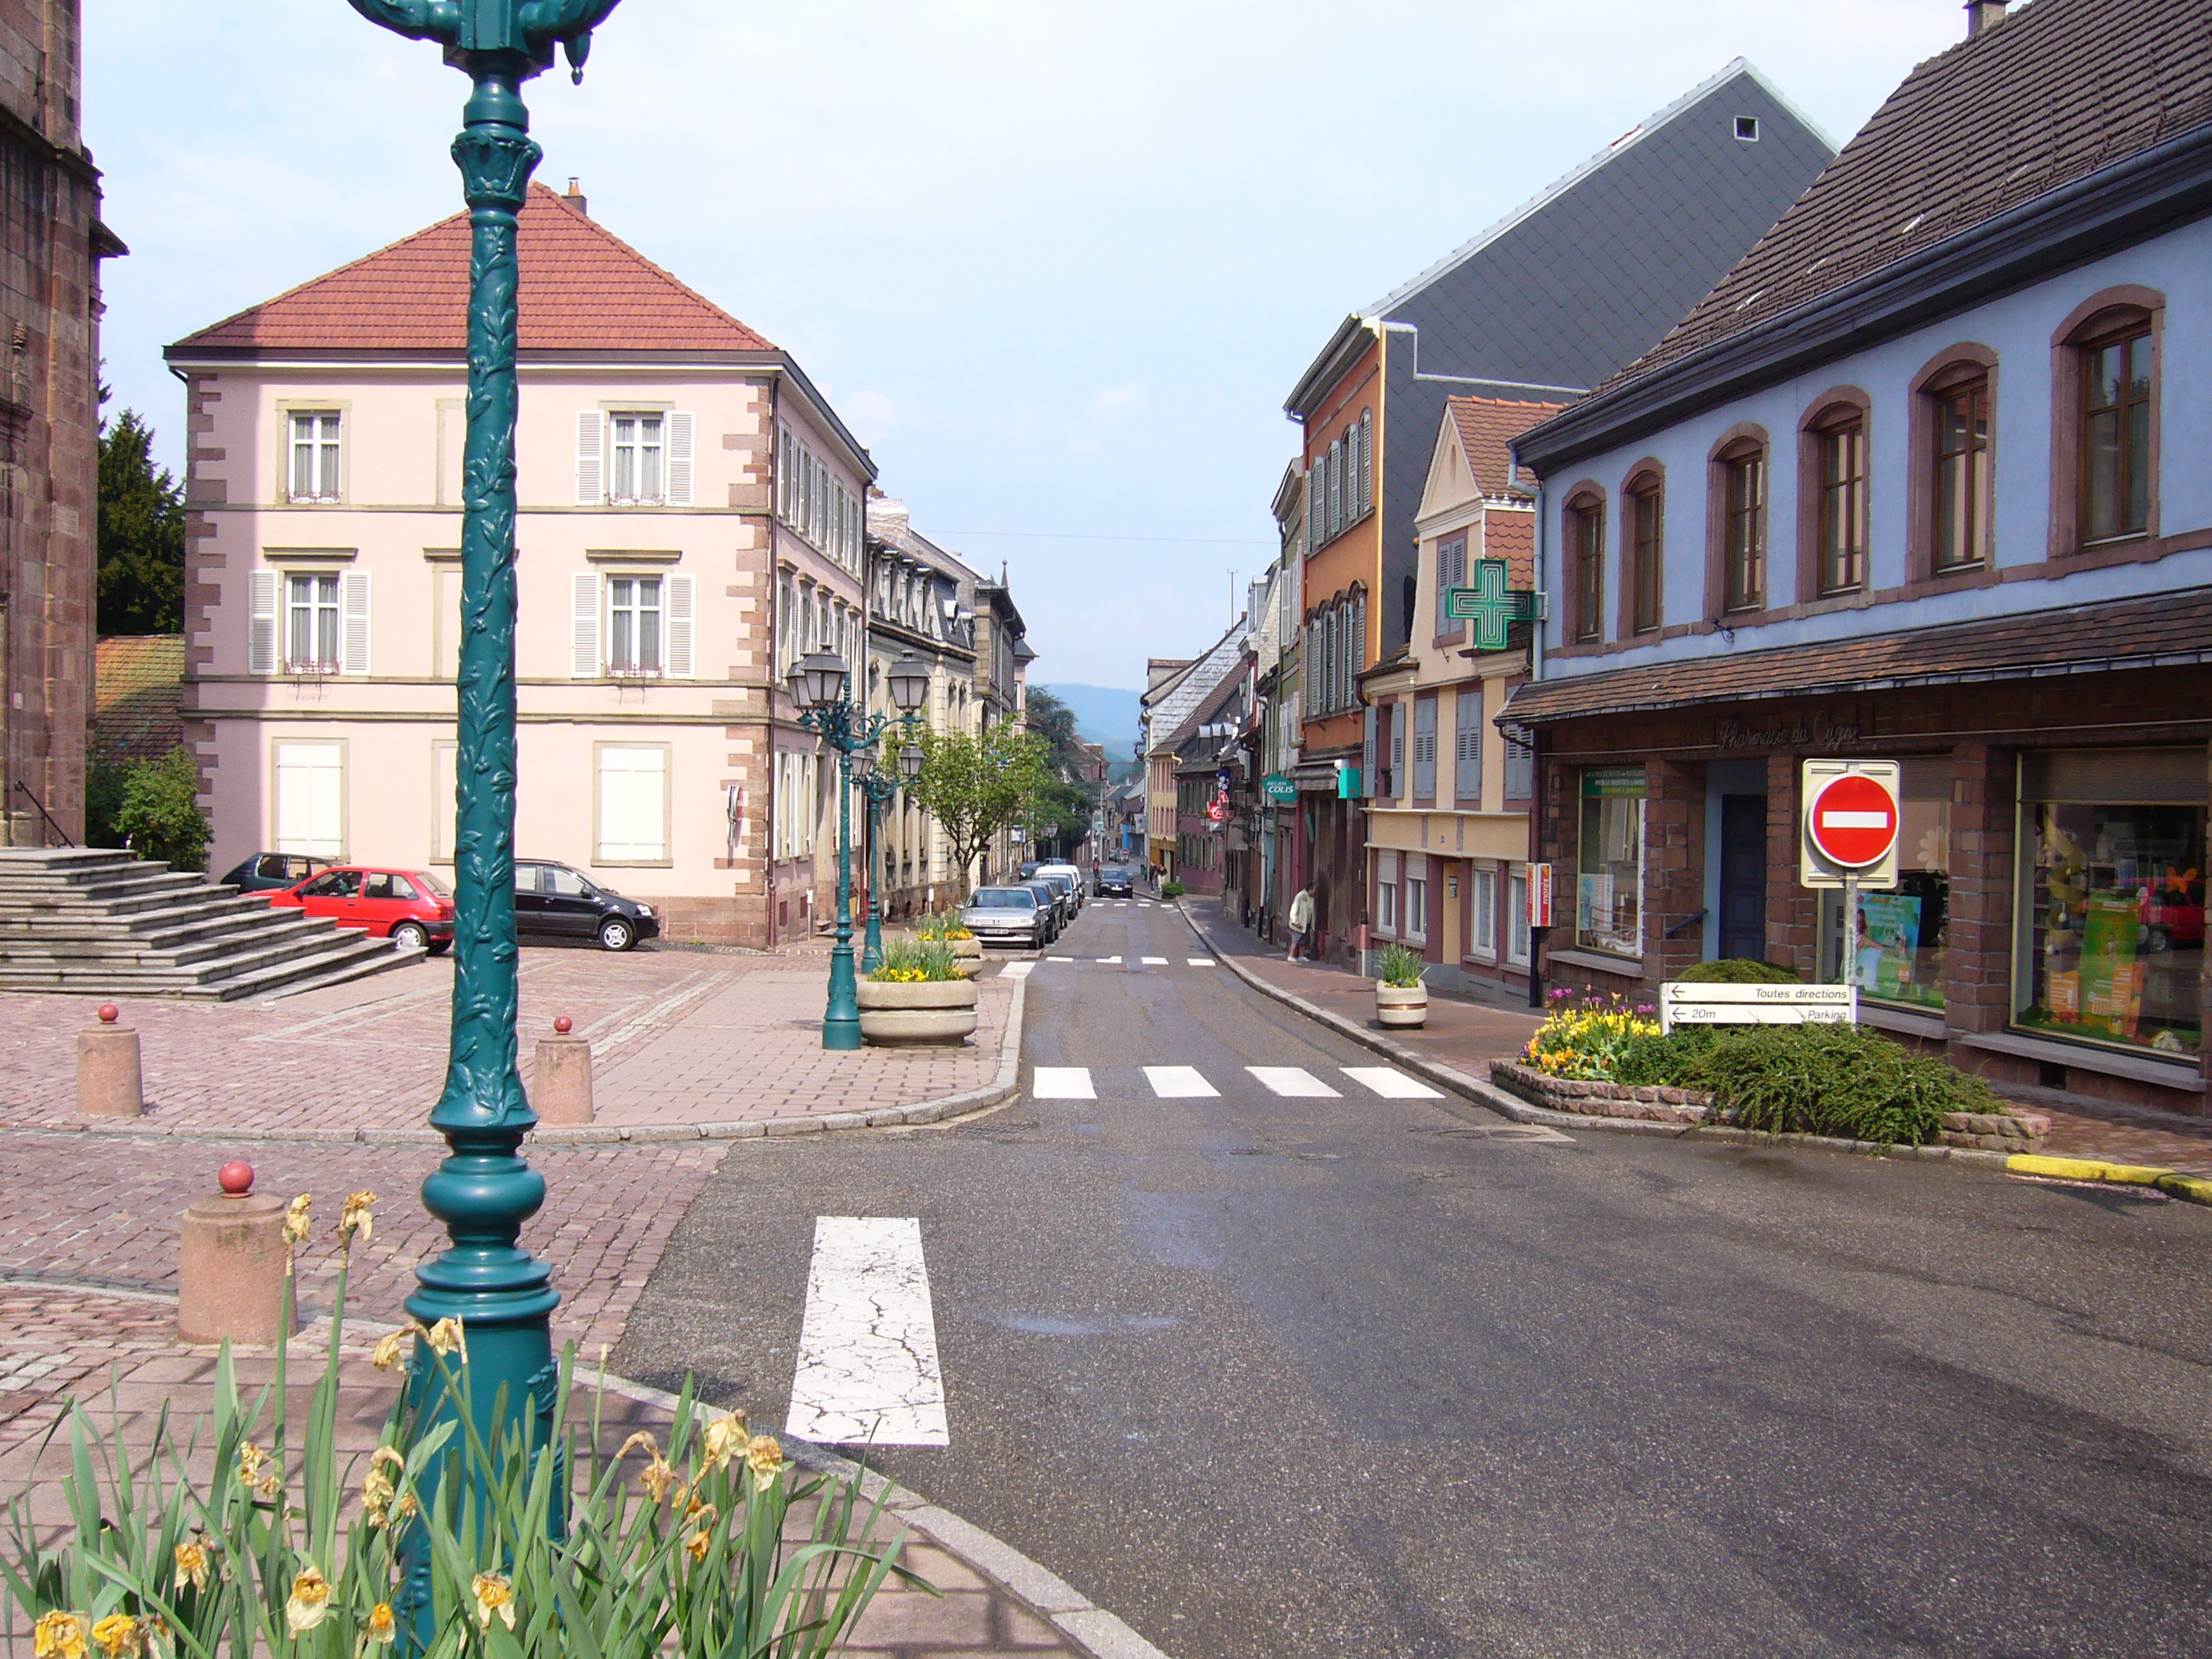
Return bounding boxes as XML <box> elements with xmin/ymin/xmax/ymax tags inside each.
<box><xmin>274</xmin><ymin>741</ymin><xmax>345</xmax><ymax>858</ymax></box>
<box><xmin>596</xmin><ymin>745</ymin><xmax>668</xmax><ymax>863</ymax></box>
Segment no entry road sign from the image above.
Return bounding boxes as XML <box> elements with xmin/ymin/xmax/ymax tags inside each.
<box><xmin>1799</xmin><ymin>759</ymin><xmax>1901</xmax><ymax>890</ymax></box>
<box><xmin>1808</xmin><ymin>772</ymin><xmax>1899</xmax><ymax>867</ymax></box>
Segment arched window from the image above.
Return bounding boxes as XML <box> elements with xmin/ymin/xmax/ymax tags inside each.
<box><xmin>1562</xmin><ymin>486</ymin><xmax>1605</xmax><ymax>643</ymax></box>
<box><xmin>1706</xmin><ymin>427</ymin><xmax>1770</xmax><ymax>614</ymax></box>
<box><xmin>1800</xmin><ymin>391</ymin><xmax>1870</xmax><ymax>596</ymax></box>
<box><xmin>2058</xmin><ymin>293</ymin><xmax>2161</xmax><ymax>546</ymax></box>
<box><xmin>1622</xmin><ymin>465</ymin><xmax>1664</xmax><ymax>634</ymax></box>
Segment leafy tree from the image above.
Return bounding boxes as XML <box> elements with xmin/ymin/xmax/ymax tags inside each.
<box><xmin>1023</xmin><ymin>689</ymin><xmax>1103</xmax><ymax>859</ymax></box>
<box><xmin>902</xmin><ymin>719</ymin><xmax>1049</xmax><ymax>899</ymax></box>
<box><xmin>98</xmin><ymin>409</ymin><xmax>186</xmax><ymax>634</ymax></box>
<box><xmin>111</xmin><ymin>746</ymin><xmax>210</xmax><ymax>871</ymax></box>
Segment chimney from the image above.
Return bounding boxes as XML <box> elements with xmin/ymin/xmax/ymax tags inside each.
<box><xmin>1964</xmin><ymin>0</ymin><xmax>2006</xmax><ymax>36</ymax></box>
<box><xmin>562</xmin><ymin>177</ymin><xmax>588</xmax><ymax>217</ymax></box>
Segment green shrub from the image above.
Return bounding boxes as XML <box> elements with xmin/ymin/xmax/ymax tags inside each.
<box><xmin>0</xmin><ymin>1196</ymin><xmax>918</xmax><ymax>1659</ymax></box>
<box><xmin>1613</xmin><ymin>1022</ymin><xmax>1993</xmax><ymax>1145</ymax></box>
<box><xmin>1160</xmin><ymin>880</ymin><xmax>1186</xmax><ymax>899</ymax></box>
<box><xmin>85</xmin><ymin>761</ymin><xmax>129</xmax><ymax>849</ymax></box>
<box><xmin>111</xmin><ymin>745</ymin><xmax>209</xmax><ymax>871</ymax></box>
<box><xmin>1675</xmin><ymin>957</ymin><xmax>1801</xmax><ymax>984</ymax></box>
<box><xmin>868</xmin><ymin>938</ymin><xmax>962</xmax><ymax>982</ymax></box>
<box><xmin>1374</xmin><ymin>943</ymin><xmax>1427</xmax><ymax>988</ymax></box>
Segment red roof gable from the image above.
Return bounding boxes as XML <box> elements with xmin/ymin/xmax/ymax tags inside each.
<box><xmin>1447</xmin><ymin>395</ymin><xmax>1563</xmax><ymax>497</ymax></box>
<box><xmin>171</xmin><ymin>185</ymin><xmax>775</xmax><ymax>357</ymax></box>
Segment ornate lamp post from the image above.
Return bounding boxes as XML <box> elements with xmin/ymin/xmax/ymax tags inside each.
<box><xmin>789</xmin><ymin>652</ymin><xmax>931</xmax><ymax>1047</ymax></box>
<box><xmin>855</xmin><ymin>738</ymin><xmax>926</xmax><ymax>972</ymax></box>
<box><xmin>342</xmin><ymin>0</ymin><xmax>620</xmax><ymax>1599</ymax></box>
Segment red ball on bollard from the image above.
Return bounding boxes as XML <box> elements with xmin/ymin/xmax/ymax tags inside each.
<box><xmin>554</xmin><ymin>1015</ymin><xmax>573</xmax><ymax>1035</ymax></box>
<box><xmin>97</xmin><ymin>1004</ymin><xmax>119</xmax><ymax>1026</ymax></box>
<box><xmin>219</xmin><ymin>1160</ymin><xmax>255</xmax><ymax>1197</ymax></box>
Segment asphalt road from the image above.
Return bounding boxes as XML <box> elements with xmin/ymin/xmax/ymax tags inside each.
<box><xmin>613</xmin><ymin>897</ymin><xmax>2212</xmax><ymax>1658</ymax></box>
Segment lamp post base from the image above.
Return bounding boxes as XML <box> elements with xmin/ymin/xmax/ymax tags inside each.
<box><xmin>823</xmin><ymin>1016</ymin><xmax>863</xmax><ymax>1051</ymax></box>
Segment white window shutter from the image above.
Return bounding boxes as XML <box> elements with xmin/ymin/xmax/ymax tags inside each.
<box><xmin>666</xmin><ymin>411</ymin><xmax>695</xmax><ymax>505</ymax></box>
<box><xmin>340</xmin><ymin>571</ymin><xmax>372</xmax><ymax>675</ymax></box>
<box><xmin>664</xmin><ymin>573</ymin><xmax>695</xmax><ymax>678</ymax></box>
<box><xmin>575</xmin><ymin>411</ymin><xmax>603</xmax><ymax>505</ymax></box>
<box><xmin>248</xmin><ymin>570</ymin><xmax>279</xmax><ymax>675</ymax></box>
<box><xmin>1361</xmin><ymin>704</ymin><xmax>1376</xmax><ymax>793</ymax></box>
<box><xmin>570</xmin><ymin>572</ymin><xmax>601</xmax><ymax>677</ymax></box>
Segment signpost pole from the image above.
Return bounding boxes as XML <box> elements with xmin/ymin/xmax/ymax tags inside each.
<box><xmin>1840</xmin><ymin>872</ymin><xmax>1858</xmax><ymax>987</ymax></box>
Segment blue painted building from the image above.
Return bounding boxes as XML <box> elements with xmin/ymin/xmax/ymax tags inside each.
<box><xmin>1506</xmin><ymin>0</ymin><xmax>2212</xmax><ymax>1113</ymax></box>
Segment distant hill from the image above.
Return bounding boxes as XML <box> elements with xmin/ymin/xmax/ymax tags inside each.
<box><xmin>1038</xmin><ymin>683</ymin><xmax>1141</xmax><ymax>760</ymax></box>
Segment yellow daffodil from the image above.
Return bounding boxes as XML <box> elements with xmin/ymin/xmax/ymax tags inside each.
<box><xmin>360</xmin><ymin>1465</ymin><xmax>395</xmax><ymax>1528</ymax></box>
<box><xmin>471</xmin><ymin>1573</ymin><xmax>515</xmax><ymax>1631</ymax></box>
<box><xmin>702</xmin><ymin>1412</ymin><xmax>746</xmax><ymax>1471</ymax></box>
<box><xmin>339</xmin><ymin>1191</ymin><xmax>376</xmax><ymax>1245</ymax></box>
<box><xmin>392</xmin><ymin>1490</ymin><xmax>419</xmax><ymax>1523</ymax></box>
<box><xmin>369</xmin><ymin>1329</ymin><xmax>405</xmax><ymax>1371</ymax></box>
<box><xmin>685</xmin><ymin>1527</ymin><xmax>712</xmax><ymax>1562</ymax></box>
<box><xmin>283</xmin><ymin>1194</ymin><xmax>313</xmax><ymax>1245</ymax></box>
<box><xmin>745</xmin><ymin>1433</ymin><xmax>784</xmax><ymax>1492</ymax></box>
<box><xmin>88</xmin><ymin>1614</ymin><xmax>141</xmax><ymax>1659</ymax></box>
<box><xmin>33</xmin><ymin>1611</ymin><xmax>89</xmax><ymax>1659</ymax></box>
<box><xmin>285</xmin><ymin>1567</ymin><xmax>332</xmax><ymax>1634</ymax></box>
<box><xmin>235</xmin><ymin>1440</ymin><xmax>267</xmax><ymax>1486</ymax></box>
<box><xmin>423</xmin><ymin>1318</ymin><xmax>467</xmax><ymax>1362</ymax></box>
<box><xmin>358</xmin><ymin>1602</ymin><xmax>397</xmax><ymax>1653</ymax></box>
<box><xmin>173</xmin><ymin>1535</ymin><xmax>210</xmax><ymax>1592</ymax></box>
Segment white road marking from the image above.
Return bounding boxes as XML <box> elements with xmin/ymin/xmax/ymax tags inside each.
<box><xmin>1046</xmin><ymin>956</ymin><xmax>1074</xmax><ymax>962</ymax></box>
<box><xmin>1096</xmin><ymin>957</ymin><xmax>1122</xmax><ymax>964</ymax></box>
<box><xmin>1341</xmin><ymin>1066</ymin><xmax>1444</xmax><ymax>1099</ymax></box>
<box><xmin>1033</xmin><ymin>1066</ymin><xmax>1095</xmax><ymax>1099</ymax></box>
<box><xmin>1248</xmin><ymin>1066</ymin><xmax>1341</xmax><ymax>1097</ymax></box>
<box><xmin>1000</xmin><ymin>961</ymin><xmax>1035</xmax><ymax>980</ymax></box>
<box><xmin>1141</xmin><ymin>956</ymin><xmax>1168</xmax><ymax>965</ymax></box>
<box><xmin>1187</xmin><ymin>958</ymin><xmax>1217</xmax><ymax>967</ymax></box>
<box><xmin>785</xmin><ymin>1217</ymin><xmax>949</xmax><ymax>1447</ymax></box>
<box><xmin>1144</xmin><ymin>1065</ymin><xmax>1218</xmax><ymax>1098</ymax></box>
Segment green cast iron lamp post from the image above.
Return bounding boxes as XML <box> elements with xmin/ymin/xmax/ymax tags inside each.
<box><xmin>343</xmin><ymin>0</ymin><xmax>620</xmax><ymax>1626</ymax></box>
<box><xmin>790</xmin><ymin>652</ymin><xmax>931</xmax><ymax>1045</ymax></box>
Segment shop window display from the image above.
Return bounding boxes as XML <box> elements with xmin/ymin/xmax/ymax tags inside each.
<box><xmin>1577</xmin><ymin>767</ymin><xmax>1644</xmax><ymax>958</ymax></box>
<box><xmin>2015</xmin><ymin>750</ymin><xmax>2205</xmax><ymax>1058</ymax></box>
<box><xmin>1830</xmin><ymin>765</ymin><xmax>1949</xmax><ymax>1009</ymax></box>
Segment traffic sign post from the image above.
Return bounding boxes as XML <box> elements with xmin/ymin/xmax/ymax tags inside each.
<box><xmin>1800</xmin><ymin>759</ymin><xmax>1901</xmax><ymax>989</ymax></box>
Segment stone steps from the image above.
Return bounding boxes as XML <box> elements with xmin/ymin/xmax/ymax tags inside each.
<box><xmin>0</xmin><ymin>849</ymin><xmax>419</xmax><ymax>1001</ymax></box>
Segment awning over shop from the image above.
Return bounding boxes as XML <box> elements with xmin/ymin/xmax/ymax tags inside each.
<box><xmin>1501</xmin><ymin>586</ymin><xmax>2212</xmax><ymax>728</ymax></box>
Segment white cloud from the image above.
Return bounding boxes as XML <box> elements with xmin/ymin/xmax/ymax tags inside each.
<box><xmin>1087</xmin><ymin>385</ymin><xmax>1146</xmax><ymax>419</ymax></box>
<box><xmin>842</xmin><ymin>391</ymin><xmax>900</xmax><ymax>446</ymax></box>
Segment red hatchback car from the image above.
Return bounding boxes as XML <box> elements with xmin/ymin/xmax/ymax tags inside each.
<box><xmin>268</xmin><ymin>866</ymin><xmax>455</xmax><ymax>954</ymax></box>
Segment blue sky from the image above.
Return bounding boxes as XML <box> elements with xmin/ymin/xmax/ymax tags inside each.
<box><xmin>87</xmin><ymin>1</ymin><xmax>1982</xmax><ymax>688</ymax></box>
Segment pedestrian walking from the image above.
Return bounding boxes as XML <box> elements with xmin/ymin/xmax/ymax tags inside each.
<box><xmin>1286</xmin><ymin>882</ymin><xmax>1315</xmax><ymax>963</ymax></box>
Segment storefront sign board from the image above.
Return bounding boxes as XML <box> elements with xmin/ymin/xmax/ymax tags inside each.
<box><xmin>1261</xmin><ymin>774</ymin><xmax>1297</xmax><ymax>804</ymax></box>
<box><xmin>1660</xmin><ymin>982</ymin><xmax>1857</xmax><ymax>1033</ymax></box>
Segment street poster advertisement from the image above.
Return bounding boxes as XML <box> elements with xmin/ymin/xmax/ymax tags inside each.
<box><xmin>2078</xmin><ymin>890</ymin><xmax>2144</xmax><ymax>1039</ymax></box>
<box><xmin>1853</xmin><ymin>891</ymin><xmax>1922</xmax><ymax>999</ymax></box>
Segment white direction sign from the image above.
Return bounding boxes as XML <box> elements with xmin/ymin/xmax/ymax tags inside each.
<box><xmin>1799</xmin><ymin>759</ymin><xmax>1901</xmax><ymax>890</ymax></box>
<box><xmin>1660</xmin><ymin>982</ymin><xmax>1857</xmax><ymax>1033</ymax></box>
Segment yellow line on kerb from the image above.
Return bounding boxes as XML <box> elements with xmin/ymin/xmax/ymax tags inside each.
<box><xmin>2007</xmin><ymin>1153</ymin><xmax>2212</xmax><ymax>1207</ymax></box>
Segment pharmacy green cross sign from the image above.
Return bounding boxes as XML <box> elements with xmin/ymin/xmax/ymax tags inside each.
<box><xmin>1444</xmin><ymin>558</ymin><xmax>1545</xmax><ymax>650</ymax></box>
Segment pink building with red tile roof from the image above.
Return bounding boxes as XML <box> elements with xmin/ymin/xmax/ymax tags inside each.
<box><xmin>165</xmin><ymin>183</ymin><xmax>873</xmax><ymax>946</ymax></box>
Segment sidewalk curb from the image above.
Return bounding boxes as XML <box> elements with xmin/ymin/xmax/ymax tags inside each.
<box><xmin>2006</xmin><ymin>1151</ymin><xmax>2212</xmax><ymax>1205</ymax></box>
<box><xmin>0</xmin><ymin>976</ymin><xmax>1029</xmax><ymax>1151</ymax></box>
<box><xmin>594</xmin><ymin>1371</ymin><xmax>1175</xmax><ymax>1659</ymax></box>
<box><xmin>1180</xmin><ymin>903</ymin><xmax>2016</xmax><ymax>1172</ymax></box>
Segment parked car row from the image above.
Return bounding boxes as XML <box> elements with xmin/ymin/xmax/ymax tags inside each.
<box><xmin>220</xmin><ymin>853</ymin><xmax>660</xmax><ymax>953</ymax></box>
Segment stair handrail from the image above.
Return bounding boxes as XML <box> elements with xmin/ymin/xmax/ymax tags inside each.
<box><xmin>11</xmin><ymin>780</ymin><xmax>73</xmax><ymax>848</ymax></box>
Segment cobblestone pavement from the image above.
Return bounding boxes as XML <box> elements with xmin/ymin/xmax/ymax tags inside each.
<box><xmin>0</xmin><ymin>945</ymin><xmax>1011</xmax><ymax>1135</ymax></box>
<box><xmin>0</xmin><ymin>1287</ymin><xmax>1076</xmax><ymax>1658</ymax></box>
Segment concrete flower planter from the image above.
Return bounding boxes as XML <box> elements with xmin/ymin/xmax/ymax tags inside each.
<box><xmin>1376</xmin><ymin>982</ymin><xmax>1429</xmax><ymax>1029</ymax></box>
<box><xmin>857</xmin><ymin>977</ymin><xmax>979</xmax><ymax>1046</ymax></box>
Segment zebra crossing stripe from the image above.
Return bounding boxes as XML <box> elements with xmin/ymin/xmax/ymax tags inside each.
<box><xmin>785</xmin><ymin>1217</ymin><xmax>948</xmax><ymax>1447</ymax></box>
<box><xmin>1247</xmin><ymin>1066</ymin><xmax>1340</xmax><ymax>1098</ymax></box>
<box><xmin>1342</xmin><ymin>1066</ymin><xmax>1444</xmax><ymax>1099</ymax></box>
<box><xmin>1144</xmin><ymin>1065</ymin><xmax>1217</xmax><ymax>1098</ymax></box>
<box><xmin>1032</xmin><ymin>1067</ymin><xmax>1095</xmax><ymax>1099</ymax></box>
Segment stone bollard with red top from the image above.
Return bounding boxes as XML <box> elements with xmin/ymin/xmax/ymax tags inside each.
<box><xmin>178</xmin><ymin>1161</ymin><xmax>296</xmax><ymax>1346</ymax></box>
<box><xmin>532</xmin><ymin>1014</ymin><xmax>594</xmax><ymax>1126</ymax></box>
<box><xmin>77</xmin><ymin>1002</ymin><xmax>143</xmax><ymax>1118</ymax></box>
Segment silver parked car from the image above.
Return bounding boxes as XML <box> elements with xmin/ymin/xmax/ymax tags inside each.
<box><xmin>963</xmin><ymin>885</ymin><xmax>1049</xmax><ymax>950</ymax></box>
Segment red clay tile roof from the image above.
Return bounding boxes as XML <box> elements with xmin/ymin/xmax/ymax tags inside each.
<box><xmin>171</xmin><ymin>185</ymin><xmax>775</xmax><ymax>357</ymax></box>
<box><xmin>1483</xmin><ymin>510</ymin><xmax>1536</xmax><ymax>591</ymax></box>
<box><xmin>1502</xmin><ymin>587</ymin><xmax>2212</xmax><ymax>727</ymax></box>
<box><xmin>1599</xmin><ymin>0</ymin><xmax>2212</xmax><ymax>393</ymax></box>
<box><xmin>1448</xmin><ymin>396</ymin><xmax>1564</xmax><ymax>496</ymax></box>
<box><xmin>92</xmin><ymin>636</ymin><xmax>185</xmax><ymax>765</ymax></box>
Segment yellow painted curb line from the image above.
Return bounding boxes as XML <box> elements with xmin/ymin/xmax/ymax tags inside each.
<box><xmin>2007</xmin><ymin>1153</ymin><xmax>2212</xmax><ymax>1207</ymax></box>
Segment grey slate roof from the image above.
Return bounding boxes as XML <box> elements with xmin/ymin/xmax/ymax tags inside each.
<box><xmin>1140</xmin><ymin>619</ymin><xmax>1248</xmax><ymax>758</ymax></box>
